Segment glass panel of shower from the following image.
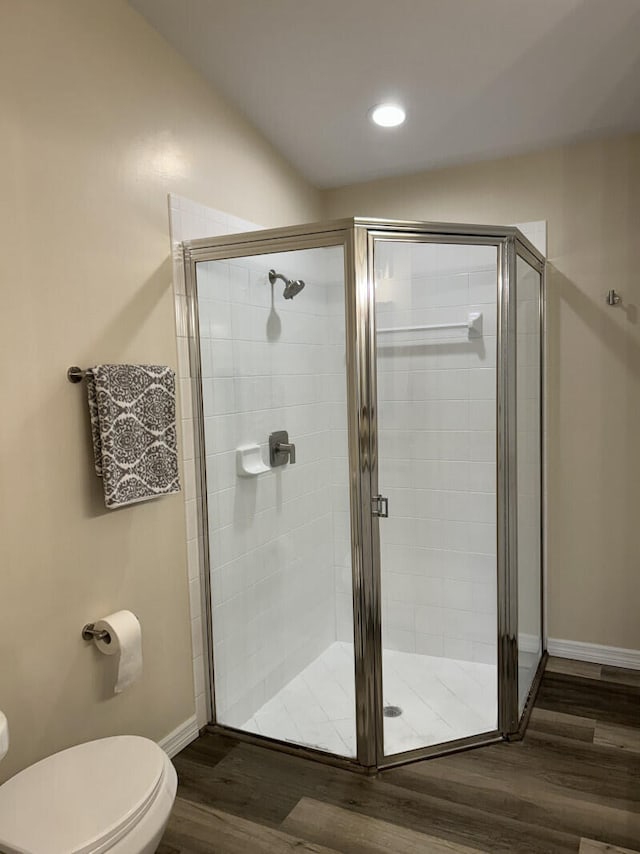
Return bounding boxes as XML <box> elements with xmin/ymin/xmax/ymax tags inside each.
<box><xmin>372</xmin><ymin>237</ymin><xmax>499</xmax><ymax>758</ymax></box>
<box><xmin>515</xmin><ymin>251</ymin><xmax>544</xmax><ymax>714</ymax></box>
<box><xmin>194</xmin><ymin>241</ymin><xmax>357</xmax><ymax>758</ymax></box>
<box><xmin>183</xmin><ymin>217</ymin><xmax>546</xmax><ymax>772</ymax></box>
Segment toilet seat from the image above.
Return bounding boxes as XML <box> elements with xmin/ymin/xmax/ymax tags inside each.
<box><xmin>0</xmin><ymin>736</ymin><xmax>170</xmax><ymax>854</ymax></box>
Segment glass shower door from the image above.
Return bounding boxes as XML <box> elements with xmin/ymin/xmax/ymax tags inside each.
<box><xmin>195</xmin><ymin>242</ymin><xmax>357</xmax><ymax>758</ymax></box>
<box><xmin>372</xmin><ymin>236</ymin><xmax>500</xmax><ymax>758</ymax></box>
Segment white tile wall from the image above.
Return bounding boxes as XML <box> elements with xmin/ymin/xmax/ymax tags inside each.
<box><xmin>198</xmin><ymin>246</ymin><xmax>353</xmax><ymax>728</ymax></box>
<box><xmin>376</xmin><ymin>223</ymin><xmax>545</xmax><ymax>671</ymax></box>
<box><xmin>375</xmin><ymin>240</ymin><xmax>499</xmax><ymax>666</ymax></box>
<box><xmin>513</xmin><ymin>221</ymin><xmax>547</xmax><ymax>256</ymax></box>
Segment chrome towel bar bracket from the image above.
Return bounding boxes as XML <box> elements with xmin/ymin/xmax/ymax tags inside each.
<box><xmin>82</xmin><ymin>623</ymin><xmax>111</xmax><ymax>644</ymax></box>
<box><xmin>606</xmin><ymin>289</ymin><xmax>622</xmax><ymax>306</ymax></box>
<box><xmin>67</xmin><ymin>366</ymin><xmax>87</xmax><ymax>383</ymax></box>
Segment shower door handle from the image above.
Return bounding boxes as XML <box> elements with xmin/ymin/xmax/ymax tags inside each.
<box><xmin>372</xmin><ymin>495</ymin><xmax>388</xmax><ymax>518</ymax></box>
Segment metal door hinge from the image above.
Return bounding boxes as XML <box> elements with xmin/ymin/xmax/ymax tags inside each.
<box><xmin>371</xmin><ymin>495</ymin><xmax>389</xmax><ymax>518</ymax></box>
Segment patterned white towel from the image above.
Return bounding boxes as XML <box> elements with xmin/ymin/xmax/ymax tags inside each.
<box><xmin>86</xmin><ymin>365</ymin><xmax>180</xmax><ymax>509</ymax></box>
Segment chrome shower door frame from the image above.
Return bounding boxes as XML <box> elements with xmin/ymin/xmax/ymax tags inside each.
<box><xmin>183</xmin><ymin>219</ymin><xmax>378</xmax><ymax>771</ymax></box>
<box><xmin>361</xmin><ymin>222</ymin><xmax>545</xmax><ymax>768</ymax></box>
<box><xmin>181</xmin><ymin>216</ymin><xmax>547</xmax><ymax>772</ymax></box>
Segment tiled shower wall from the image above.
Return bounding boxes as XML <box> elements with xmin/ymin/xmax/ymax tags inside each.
<box><xmin>197</xmin><ymin>248</ymin><xmax>350</xmax><ymax>726</ymax></box>
<box><xmin>328</xmin><ymin>279</ymin><xmax>354</xmax><ymax>643</ymax></box>
<box><xmin>376</xmin><ymin>242</ymin><xmax>500</xmax><ymax>665</ymax></box>
<box><xmin>376</xmin><ymin>224</ymin><xmax>545</xmax><ymax>667</ymax></box>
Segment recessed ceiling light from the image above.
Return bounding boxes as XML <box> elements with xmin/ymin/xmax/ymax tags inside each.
<box><xmin>370</xmin><ymin>103</ymin><xmax>406</xmax><ymax>128</ymax></box>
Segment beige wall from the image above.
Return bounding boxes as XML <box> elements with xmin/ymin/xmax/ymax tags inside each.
<box><xmin>325</xmin><ymin>133</ymin><xmax>640</xmax><ymax>653</ymax></box>
<box><xmin>0</xmin><ymin>0</ymin><xmax>320</xmax><ymax>782</ymax></box>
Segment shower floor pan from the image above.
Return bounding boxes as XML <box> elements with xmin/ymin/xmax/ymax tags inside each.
<box><xmin>241</xmin><ymin>641</ymin><xmax>497</xmax><ymax>758</ymax></box>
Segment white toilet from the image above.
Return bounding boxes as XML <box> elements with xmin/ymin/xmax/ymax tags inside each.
<box><xmin>0</xmin><ymin>713</ymin><xmax>177</xmax><ymax>854</ymax></box>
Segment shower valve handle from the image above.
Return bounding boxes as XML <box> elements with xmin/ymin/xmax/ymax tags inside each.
<box><xmin>269</xmin><ymin>431</ymin><xmax>296</xmax><ymax>466</ymax></box>
<box><xmin>276</xmin><ymin>441</ymin><xmax>296</xmax><ymax>464</ymax></box>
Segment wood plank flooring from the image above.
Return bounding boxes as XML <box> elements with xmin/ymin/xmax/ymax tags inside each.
<box><xmin>159</xmin><ymin>657</ymin><xmax>640</xmax><ymax>853</ymax></box>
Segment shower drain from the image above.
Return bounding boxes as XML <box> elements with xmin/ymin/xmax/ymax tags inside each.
<box><xmin>383</xmin><ymin>705</ymin><xmax>403</xmax><ymax>718</ymax></box>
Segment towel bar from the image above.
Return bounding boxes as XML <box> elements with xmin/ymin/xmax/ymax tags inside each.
<box><xmin>377</xmin><ymin>311</ymin><xmax>483</xmax><ymax>339</ymax></box>
<box><xmin>81</xmin><ymin>623</ymin><xmax>111</xmax><ymax>643</ymax></box>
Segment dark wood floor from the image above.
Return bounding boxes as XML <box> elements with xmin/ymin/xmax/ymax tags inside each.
<box><xmin>159</xmin><ymin>657</ymin><xmax>640</xmax><ymax>853</ymax></box>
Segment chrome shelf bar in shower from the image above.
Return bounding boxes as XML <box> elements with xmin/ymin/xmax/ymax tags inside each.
<box><xmin>377</xmin><ymin>311</ymin><xmax>483</xmax><ymax>338</ymax></box>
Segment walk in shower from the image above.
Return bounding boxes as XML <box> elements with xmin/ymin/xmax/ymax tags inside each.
<box><xmin>183</xmin><ymin>217</ymin><xmax>545</xmax><ymax>771</ymax></box>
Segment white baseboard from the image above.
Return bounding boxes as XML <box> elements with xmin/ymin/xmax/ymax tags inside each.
<box><xmin>548</xmin><ymin>638</ymin><xmax>640</xmax><ymax>671</ymax></box>
<box><xmin>158</xmin><ymin>715</ymin><xmax>199</xmax><ymax>758</ymax></box>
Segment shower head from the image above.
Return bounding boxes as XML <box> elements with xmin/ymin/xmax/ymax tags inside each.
<box><xmin>283</xmin><ymin>279</ymin><xmax>305</xmax><ymax>299</ymax></box>
<box><xmin>268</xmin><ymin>269</ymin><xmax>306</xmax><ymax>300</ymax></box>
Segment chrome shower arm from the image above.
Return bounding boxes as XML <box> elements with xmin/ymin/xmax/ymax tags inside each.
<box><xmin>268</xmin><ymin>269</ymin><xmax>289</xmax><ymax>287</ymax></box>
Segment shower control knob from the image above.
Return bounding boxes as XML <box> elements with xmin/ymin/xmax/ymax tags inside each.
<box><xmin>269</xmin><ymin>430</ymin><xmax>296</xmax><ymax>466</ymax></box>
<box><xmin>276</xmin><ymin>442</ymin><xmax>296</xmax><ymax>464</ymax></box>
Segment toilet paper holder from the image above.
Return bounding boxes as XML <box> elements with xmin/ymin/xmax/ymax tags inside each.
<box><xmin>82</xmin><ymin>623</ymin><xmax>112</xmax><ymax>644</ymax></box>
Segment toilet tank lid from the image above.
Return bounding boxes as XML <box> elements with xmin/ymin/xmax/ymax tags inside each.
<box><xmin>0</xmin><ymin>735</ymin><xmax>167</xmax><ymax>854</ymax></box>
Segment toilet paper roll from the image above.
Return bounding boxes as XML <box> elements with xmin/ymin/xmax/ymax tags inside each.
<box><xmin>93</xmin><ymin>610</ymin><xmax>143</xmax><ymax>694</ymax></box>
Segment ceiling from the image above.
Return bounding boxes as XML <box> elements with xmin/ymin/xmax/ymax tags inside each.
<box><xmin>130</xmin><ymin>0</ymin><xmax>640</xmax><ymax>188</ymax></box>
